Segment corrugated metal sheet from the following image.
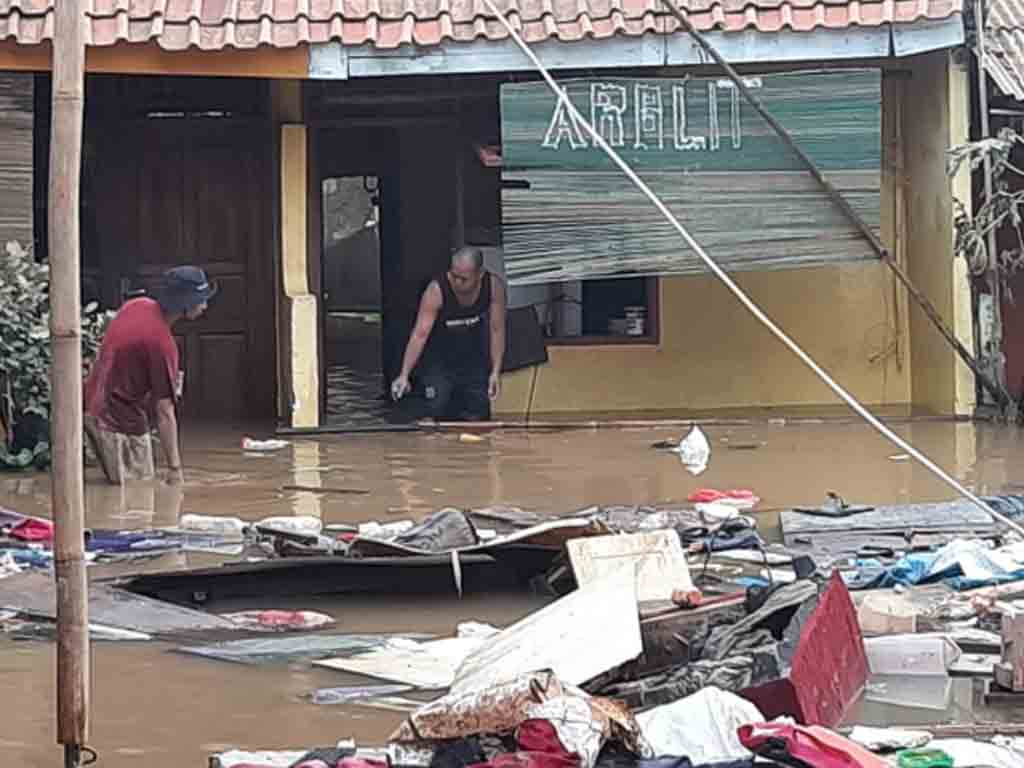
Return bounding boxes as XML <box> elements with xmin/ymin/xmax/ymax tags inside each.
<box><xmin>0</xmin><ymin>72</ymin><xmax>33</xmax><ymax>249</ymax></box>
<box><xmin>985</xmin><ymin>0</ymin><xmax>1024</xmax><ymax>101</ymax></box>
<box><xmin>500</xmin><ymin>70</ymin><xmax>881</xmax><ymax>284</ymax></box>
<box><xmin>0</xmin><ymin>0</ymin><xmax>963</xmax><ymax>51</ymax></box>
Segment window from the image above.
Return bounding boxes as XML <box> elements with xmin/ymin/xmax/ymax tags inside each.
<box><xmin>508</xmin><ymin>277</ymin><xmax>658</xmax><ymax>345</ymax></box>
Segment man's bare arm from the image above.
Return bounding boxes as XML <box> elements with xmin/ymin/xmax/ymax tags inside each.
<box><xmin>392</xmin><ymin>282</ymin><xmax>442</xmax><ymax>398</ymax></box>
<box><xmin>490</xmin><ymin>277</ymin><xmax>507</xmax><ymax>377</ymax></box>
<box><xmin>488</xmin><ymin>278</ymin><xmax>507</xmax><ymax>400</ymax></box>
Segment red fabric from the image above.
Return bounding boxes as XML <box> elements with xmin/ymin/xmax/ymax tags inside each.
<box><xmin>9</xmin><ymin>517</ymin><xmax>54</xmax><ymax>542</ymax></box>
<box><xmin>688</xmin><ymin>489</ymin><xmax>758</xmax><ymax>504</ymax></box>
<box><xmin>738</xmin><ymin>723</ymin><xmax>888</xmax><ymax>768</ymax></box>
<box><xmin>468</xmin><ymin>720</ymin><xmax>580</xmax><ymax>768</ymax></box>
<box><xmin>84</xmin><ymin>297</ymin><xmax>178</xmax><ymax>435</ymax></box>
<box><xmin>517</xmin><ymin>720</ymin><xmax>575</xmax><ymax>757</ymax></box>
<box><xmin>337</xmin><ymin>759</ymin><xmax>388</xmax><ymax>768</ymax></box>
<box><xmin>475</xmin><ymin>753</ymin><xmax>578</xmax><ymax>768</ymax></box>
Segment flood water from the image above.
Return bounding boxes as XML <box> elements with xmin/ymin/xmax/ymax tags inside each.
<box><xmin>3</xmin><ymin>416</ymin><xmax>1024</xmax><ymax>767</ymax></box>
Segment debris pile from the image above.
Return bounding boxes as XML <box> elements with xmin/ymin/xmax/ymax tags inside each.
<box><xmin>192</xmin><ymin>488</ymin><xmax>1024</xmax><ymax>768</ymax></box>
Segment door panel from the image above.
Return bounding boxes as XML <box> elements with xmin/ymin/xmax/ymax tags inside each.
<box><xmin>137</xmin><ymin>142</ymin><xmax>185</xmax><ymax>266</ymax></box>
<box><xmin>197</xmin><ymin>334</ymin><xmax>247</xmax><ymax>420</ymax></box>
<box><xmin>89</xmin><ymin>118</ymin><xmax>274</xmax><ymax>422</ymax></box>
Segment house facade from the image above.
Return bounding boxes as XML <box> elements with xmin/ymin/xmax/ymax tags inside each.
<box><xmin>0</xmin><ymin>1</ymin><xmax>979</xmax><ymax>427</ymax></box>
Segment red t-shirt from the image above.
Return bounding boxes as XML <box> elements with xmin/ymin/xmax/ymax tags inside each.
<box><xmin>84</xmin><ymin>298</ymin><xmax>179</xmax><ymax>436</ymax></box>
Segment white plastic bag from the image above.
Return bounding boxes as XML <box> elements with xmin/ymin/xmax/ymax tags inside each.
<box><xmin>241</xmin><ymin>437</ymin><xmax>290</xmax><ymax>452</ymax></box>
<box><xmin>636</xmin><ymin>686</ymin><xmax>761</xmax><ymax>764</ymax></box>
<box><xmin>255</xmin><ymin>515</ymin><xmax>323</xmax><ymax>537</ymax></box>
<box><xmin>676</xmin><ymin>427</ymin><xmax>710</xmax><ymax>476</ymax></box>
<box><xmin>179</xmin><ymin>513</ymin><xmax>248</xmax><ymax>536</ymax></box>
<box><xmin>847</xmin><ymin>726</ymin><xmax>931</xmax><ymax>751</ymax></box>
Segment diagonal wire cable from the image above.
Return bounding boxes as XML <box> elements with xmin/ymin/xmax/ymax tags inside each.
<box><xmin>480</xmin><ymin>0</ymin><xmax>1024</xmax><ymax>537</ymax></box>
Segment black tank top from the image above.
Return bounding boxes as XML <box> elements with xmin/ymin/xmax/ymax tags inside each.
<box><xmin>432</xmin><ymin>271</ymin><xmax>492</xmax><ymax>371</ymax></box>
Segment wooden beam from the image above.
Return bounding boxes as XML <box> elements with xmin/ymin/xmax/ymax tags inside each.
<box><xmin>48</xmin><ymin>1</ymin><xmax>90</xmax><ymax>764</ymax></box>
<box><xmin>0</xmin><ymin>40</ymin><xmax>308</xmax><ymax>79</ymax></box>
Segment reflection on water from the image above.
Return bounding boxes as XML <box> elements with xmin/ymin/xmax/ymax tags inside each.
<box><xmin>2</xmin><ymin>418</ymin><xmax>1024</xmax><ymax>766</ymax></box>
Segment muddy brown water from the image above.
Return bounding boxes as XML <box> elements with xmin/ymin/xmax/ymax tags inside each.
<box><xmin>2</xmin><ymin>418</ymin><xmax>1024</xmax><ymax>766</ymax></box>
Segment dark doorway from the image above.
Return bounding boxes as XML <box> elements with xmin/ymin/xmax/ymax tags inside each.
<box><xmin>321</xmin><ymin>175</ymin><xmax>392</xmax><ymax>425</ymax></box>
<box><xmin>315</xmin><ymin>122</ymin><xmax>458</xmax><ymax>427</ymax></box>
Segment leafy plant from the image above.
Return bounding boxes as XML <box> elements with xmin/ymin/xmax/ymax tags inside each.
<box><xmin>0</xmin><ymin>240</ymin><xmax>111</xmax><ymax>468</ymax></box>
<box><xmin>950</xmin><ymin>127</ymin><xmax>1024</xmax><ymax>288</ymax></box>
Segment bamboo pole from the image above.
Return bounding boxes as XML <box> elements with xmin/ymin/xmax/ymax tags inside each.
<box><xmin>662</xmin><ymin>0</ymin><xmax>1015</xmax><ymax>414</ymax></box>
<box><xmin>49</xmin><ymin>1</ymin><xmax>90</xmax><ymax>765</ymax></box>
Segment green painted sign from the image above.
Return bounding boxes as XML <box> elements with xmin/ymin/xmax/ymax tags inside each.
<box><xmin>498</xmin><ymin>69</ymin><xmax>883</xmax><ymax>283</ymax></box>
<box><xmin>500</xmin><ymin>70</ymin><xmax>881</xmax><ymax>173</ymax></box>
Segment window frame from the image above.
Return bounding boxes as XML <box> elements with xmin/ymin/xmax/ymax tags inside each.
<box><xmin>542</xmin><ymin>276</ymin><xmax>660</xmax><ymax>347</ymax></box>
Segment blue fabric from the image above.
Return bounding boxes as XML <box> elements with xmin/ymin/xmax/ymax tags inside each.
<box><xmin>85</xmin><ymin>530</ymin><xmax>184</xmax><ymax>554</ymax></box>
<box><xmin>843</xmin><ymin>549</ymin><xmax>1024</xmax><ymax>592</ymax></box>
<box><xmin>0</xmin><ymin>547</ymin><xmax>52</xmax><ymax>568</ymax></box>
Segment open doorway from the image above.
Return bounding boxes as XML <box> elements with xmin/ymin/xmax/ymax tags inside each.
<box><xmin>321</xmin><ymin>175</ymin><xmax>392</xmax><ymax>426</ymax></box>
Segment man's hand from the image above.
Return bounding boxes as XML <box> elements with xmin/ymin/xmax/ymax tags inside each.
<box><xmin>488</xmin><ymin>372</ymin><xmax>501</xmax><ymax>401</ymax></box>
<box><xmin>391</xmin><ymin>375</ymin><xmax>410</xmax><ymax>401</ymax></box>
<box><xmin>163</xmin><ymin>466</ymin><xmax>184</xmax><ymax>486</ymax></box>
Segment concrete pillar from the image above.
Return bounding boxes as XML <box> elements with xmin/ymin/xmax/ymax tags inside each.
<box><xmin>270</xmin><ymin>78</ymin><xmax>321</xmax><ymax>429</ymax></box>
<box><xmin>280</xmin><ymin>123</ymin><xmax>320</xmax><ymax>428</ymax></box>
<box><xmin>902</xmin><ymin>50</ymin><xmax>976</xmax><ymax>416</ymax></box>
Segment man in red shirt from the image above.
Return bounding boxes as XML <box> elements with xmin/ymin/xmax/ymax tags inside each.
<box><xmin>84</xmin><ymin>266</ymin><xmax>216</xmax><ymax>485</ymax></box>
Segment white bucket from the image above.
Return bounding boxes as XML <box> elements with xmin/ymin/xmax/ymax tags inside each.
<box><xmin>624</xmin><ymin>306</ymin><xmax>646</xmax><ymax>336</ymax></box>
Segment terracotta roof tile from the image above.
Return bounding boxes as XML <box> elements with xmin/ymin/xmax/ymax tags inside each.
<box><xmin>0</xmin><ymin>0</ymin><xmax>961</xmax><ymax>51</ymax></box>
<box><xmin>985</xmin><ymin>0</ymin><xmax>1024</xmax><ymax>101</ymax></box>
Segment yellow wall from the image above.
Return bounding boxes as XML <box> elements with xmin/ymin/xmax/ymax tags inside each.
<box><xmin>498</xmin><ymin>262</ymin><xmax>910</xmax><ymax>414</ymax></box>
<box><xmin>903</xmin><ymin>51</ymin><xmax>976</xmax><ymax>416</ymax></box>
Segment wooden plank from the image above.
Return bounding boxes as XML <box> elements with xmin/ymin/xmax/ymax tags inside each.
<box><xmin>502</xmin><ymin>170</ymin><xmax>880</xmax><ymax>284</ymax></box>
<box><xmin>622</xmin><ymin>594</ymin><xmax>746</xmax><ymax>679</ymax></box>
<box><xmin>111</xmin><ymin>553</ymin><xmax>525</xmax><ymax>604</ymax></box>
<box><xmin>315</xmin><ymin>636</ymin><xmax>489</xmax><ymax>689</ymax></box>
<box><xmin>451</xmin><ymin>569</ymin><xmax>641</xmax><ymax>694</ymax></box>
<box><xmin>0</xmin><ymin>571</ymin><xmax>236</xmax><ymax>637</ymax></box>
<box><xmin>0</xmin><ymin>72</ymin><xmax>33</xmax><ymax>246</ymax></box>
<box><xmin>567</xmin><ymin>531</ymin><xmax>692</xmax><ymax>602</ymax></box>
<box><xmin>781</xmin><ymin>500</ymin><xmax>997</xmax><ymax>539</ymax></box>
<box><xmin>349</xmin><ymin>517</ymin><xmax>603</xmax><ymax>557</ymax></box>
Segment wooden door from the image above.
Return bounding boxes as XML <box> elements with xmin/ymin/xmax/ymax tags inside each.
<box><xmin>90</xmin><ymin>119</ymin><xmax>275</xmax><ymax>422</ymax></box>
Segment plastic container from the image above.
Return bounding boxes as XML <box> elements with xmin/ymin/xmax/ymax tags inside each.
<box><xmin>179</xmin><ymin>514</ymin><xmax>249</xmax><ymax>537</ymax></box>
<box><xmin>241</xmin><ymin>437</ymin><xmax>289</xmax><ymax>452</ymax></box>
<box><xmin>865</xmin><ymin>634</ymin><xmax>960</xmax><ymax>676</ymax></box>
<box><xmin>255</xmin><ymin>516</ymin><xmax>322</xmax><ymax>537</ymax></box>
<box><xmin>624</xmin><ymin>306</ymin><xmax>646</xmax><ymax>336</ymax></box>
<box><xmin>897</xmin><ymin>748</ymin><xmax>954</xmax><ymax>768</ymax></box>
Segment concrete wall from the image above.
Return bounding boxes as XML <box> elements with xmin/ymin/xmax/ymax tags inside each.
<box><xmin>497</xmin><ymin>262</ymin><xmax>910</xmax><ymax>414</ymax></box>
<box><xmin>902</xmin><ymin>50</ymin><xmax>976</xmax><ymax>416</ymax></box>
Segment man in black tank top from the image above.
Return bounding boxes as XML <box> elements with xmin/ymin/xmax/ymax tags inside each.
<box><xmin>391</xmin><ymin>246</ymin><xmax>507</xmax><ymax>421</ymax></box>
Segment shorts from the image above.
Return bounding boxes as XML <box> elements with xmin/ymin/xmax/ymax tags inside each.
<box><xmin>421</xmin><ymin>364</ymin><xmax>491</xmax><ymax>422</ymax></box>
<box><xmin>84</xmin><ymin>414</ymin><xmax>155</xmax><ymax>484</ymax></box>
